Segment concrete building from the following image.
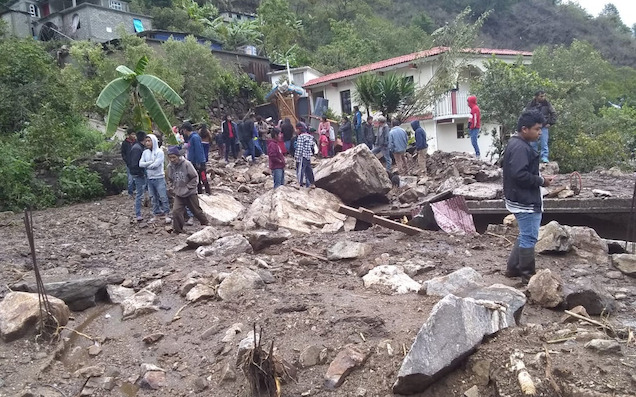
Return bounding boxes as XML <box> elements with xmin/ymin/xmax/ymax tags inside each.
<box><xmin>303</xmin><ymin>47</ymin><xmax>532</xmax><ymax>158</ymax></box>
<box><xmin>1</xmin><ymin>0</ymin><xmax>152</xmax><ymax>42</ymax></box>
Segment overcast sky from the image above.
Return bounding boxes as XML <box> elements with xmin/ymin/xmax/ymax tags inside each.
<box><xmin>565</xmin><ymin>0</ymin><xmax>636</xmax><ymax>28</ymax></box>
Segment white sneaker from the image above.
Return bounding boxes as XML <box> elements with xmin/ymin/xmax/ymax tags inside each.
<box><xmin>186</xmin><ymin>218</ymin><xmax>194</xmax><ymax>226</ymax></box>
<box><xmin>148</xmin><ymin>217</ymin><xmax>157</xmax><ymax>224</ymax></box>
<box><xmin>165</xmin><ymin>216</ymin><xmax>172</xmax><ymax>224</ymax></box>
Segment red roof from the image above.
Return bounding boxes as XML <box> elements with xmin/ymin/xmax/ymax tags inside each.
<box><xmin>303</xmin><ymin>47</ymin><xmax>532</xmax><ymax>88</ymax></box>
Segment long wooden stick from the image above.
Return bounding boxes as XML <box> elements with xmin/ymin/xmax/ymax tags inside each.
<box><xmin>292</xmin><ymin>248</ymin><xmax>329</xmax><ymax>262</ymax></box>
<box><xmin>563</xmin><ymin>310</ymin><xmax>611</xmax><ymax>330</ymax></box>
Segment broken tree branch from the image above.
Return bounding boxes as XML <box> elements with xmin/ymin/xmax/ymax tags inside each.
<box><xmin>292</xmin><ymin>248</ymin><xmax>329</xmax><ymax>262</ymax></box>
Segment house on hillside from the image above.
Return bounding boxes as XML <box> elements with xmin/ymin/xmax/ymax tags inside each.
<box><xmin>1</xmin><ymin>0</ymin><xmax>152</xmax><ymax>42</ymax></box>
<box><xmin>303</xmin><ymin>47</ymin><xmax>532</xmax><ymax>158</ymax></box>
<box><xmin>268</xmin><ymin>66</ymin><xmax>323</xmax><ymax>92</ymax></box>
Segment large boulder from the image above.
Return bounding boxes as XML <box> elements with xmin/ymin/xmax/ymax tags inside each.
<box><xmin>0</xmin><ymin>292</ymin><xmax>71</xmax><ymax>342</ymax></box>
<box><xmin>9</xmin><ymin>275</ymin><xmax>124</xmax><ymax>311</ymax></box>
<box><xmin>198</xmin><ymin>193</ymin><xmax>245</xmax><ymax>226</ymax></box>
<box><xmin>464</xmin><ymin>284</ymin><xmax>526</xmax><ymax>326</ymax></box>
<box><xmin>393</xmin><ymin>294</ymin><xmax>514</xmax><ymax>395</ymax></box>
<box><xmin>243</xmin><ymin>186</ymin><xmax>348</xmax><ymax>234</ymax></box>
<box><xmin>314</xmin><ymin>144</ymin><xmax>392</xmax><ymax>204</ymax></box>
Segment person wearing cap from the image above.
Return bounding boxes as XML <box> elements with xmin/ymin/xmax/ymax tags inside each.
<box><xmin>166</xmin><ymin>146</ymin><xmax>209</xmax><ymax>234</ymax></box>
<box><xmin>372</xmin><ymin>116</ymin><xmax>391</xmax><ymax>172</ymax></box>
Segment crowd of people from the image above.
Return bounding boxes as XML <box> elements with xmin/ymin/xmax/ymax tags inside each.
<box><xmin>120</xmin><ymin>91</ymin><xmax>556</xmax><ymax>285</ymax></box>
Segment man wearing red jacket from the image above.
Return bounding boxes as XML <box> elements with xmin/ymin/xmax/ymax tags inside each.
<box><xmin>467</xmin><ymin>95</ymin><xmax>481</xmax><ymax>158</ymax></box>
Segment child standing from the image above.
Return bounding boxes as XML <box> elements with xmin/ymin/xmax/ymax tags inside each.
<box><xmin>319</xmin><ymin>130</ymin><xmax>329</xmax><ymax>158</ymax></box>
<box><xmin>267</xmin><ymin>129</ymin><xmax>286</xmax><ymax>188</ymax></box>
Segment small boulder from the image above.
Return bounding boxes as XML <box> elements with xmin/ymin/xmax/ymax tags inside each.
<box><xmin>186</xmin><ymin>284</ymin><xmax>216</xmax><ymax>302</ymax></box>
<box><xmin>611</xmin><ymin>254</ymin><xmax>636</xmax><ymax>277</ymax></box>
<box><xmin>327</xmin><ymin>241</ymin><xmax>372</xmax><ymax>260</ymax></box>
<box><xmin>362</xmin><ymin>265</ymin><xmax>421</xmax><ymax>294</ymax></box>
<box><xmin>0</xmin><ymin>292</ymin><xmax>70</xmax><ymax>342</ymax></box>
<box><xmin>217</xmin><ymin>267</ymin><xmax>265</xmax><ymax>300</ymax></box>
<box><xmin>106</xmin><ymin>285</ymin><xmax>135</xmax><ymax>304</ymax></box>
<box><xmin>244</xmin><ymin>229</ymin><xmax>292</xmax><ymax>251</ymax></box>
<box><xmin>536</xmin><ymin>221</ymin><xmax>572</xmax><ymax>254</ymax></box>
<box><xmin>421</xmin><ymin>267</ymin><xmax>483</xmax><ymax>297</ymax></box>
<box><xmin>584</xmin><ymin>339</ymin><xmax>621</xmax><ymax>354</ymax></box>
<box><xmin>300</xmin><ymin>345</ymin><xmax>328</xmax><ymax>368</ymax></box>
<box><xmin>324</xmin><ymin>346</ymin><xmax>368</xmax><ymax>389</ymax></box>
<box><xmin>563</xmin><ymin>279</ymin><xmax>616</xmax><ymax>315</ymax></box>
<box><xmin>121</xmin><ymin>289</ymin><xmax>159</xmax><ymax>320</ymax></box>
<box><xmin>186</xmin><ymin>226</ymin><xmax>221</xmax><ymax>247</ymax></box>
<box><xmin>527</xmin><ymin>269</ymin><xmax>563</xmax><ymax>308</ymax></box>
<box><xmin>196</xmin><ymin>234</ymin><xmax>253</xmax><ymax>258</ymax></box>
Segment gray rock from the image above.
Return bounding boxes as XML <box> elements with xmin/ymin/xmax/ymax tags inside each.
<box><xmin>314</xmin><ymin>144</ymin><xmax>392</xmax><ymax>204</ymax></box>
<box><xmin>464</xmin><ymin>284</ymin><xmax>527</xmax><ymax>326</ymax></box>
<box><xmin>194</xmin><ymin>376</ymin><xmax>209</xmax><ymax>392</ymax></box>
<box><xmin>88</xmin><ymin>345</ymin><xmax>102</xmax><ymax>356</ymax></box>
<box><xmin>186</xmin><ymin>284</ymin><xmax>216</xmax><ymax>302</ymax></box>
<box><xmin>527</xmin><ymin>269</ymin><xmax>564</xmax><ymax>308</ymax></box>
<box><xmin>243</xmin><ymin>186</ymin><xmax>346</xmax><ymax>234</ymax></box>
<box><xmin>186</xmin><ymin>226</ymin><xmax>221</xmax><ymax>247</ymax></box>
<box><xmin>121</xmin><ymin>289</ymin><xmax>159</xmax><ymax>320</ymax></box>
<box><xmin>393</xmin><ymin>294</ymin><xmax>513</xmax><ymax>395</ymax></box>
<box><xmin>255</xmin><ymin>269</ymin><xmax>276</xmax><ymax>284</ymax></box>
<box><xmin>198</xmin><ymin>193</ymin><xmax>245</xmax><ymax>226</ymax></box>
<box><xmin>179</xmin><ymin>278</ymin><xmax>200</xmax><ymax>297</ymax></box>
<box><xmin>0</xmin><ymin>292</ymin><xmax>70</xmax><ymax>342</ymax></box>
<box><xmin>362</xmin><ymin>265</ymin><xmax>421</xmax><ymax>294</ymax></box>
<box><xmin>422</xmin><ymin>267</ymin><xmax>483</xmax><ymax>297</ymax></box>
<box><xmin>217</xmin><ymin>267</ymin><xmax>265</xmax><ymax>300</ymax></box>
<box><xmin>300</xmin><ymin>345</ymin><xmax>327</xmax><ymax>368</ymax></box>
<box><xmin>75</xmin><ymin>364</ymin><xmax>106</xmax><ymax>378</ymax></box>
<box><xmin>327</xmin><ymin>241</ymin><xmax>372</xmax><ymax>260</ymax></box>
<box><xmin>584</xmin><ymin>339</ymin><xmax>621</xmax><ymax>354</ymax></box>
<box><xmin>536</xmin><ymin>221</ymin><xmax>572</xmax><ymax>254</ymax></box>
<box><xmin>539</xmin><ymin>161</ymin><xmax>559</xmax><ymax>176</ymax></box>
<box><xmin>464</xmin><ymin>385</ymin><xmax>480</xmax><ymax>397</ymax></box>
<box><xmin>452</xmin><ymin>183</ymin><xmax>501</xmax><ymax>200</ymax></box>
<box><xmin>611</xmin><ymin>254</ymin><xmax>636</xmax><ymax>277</ymax></box>
<box><xmin>219</xmin><ymin>362</ymin><xmax>236</xmax><ymax>382</ymax></box>
<box><xmin>9</xmin><ymin>275</ymin><xmax>124</xmax><ymax>311</ymax></box>
<box><xmin>105</xmin><ymin>285</ymin><xmax>135</xmax><ymax>304</ymax></box>
<box><xmin>245</xmin><ymin>229</ymin><xmax>292</xmax><ymax>251</ymax></box>
<box><xmin>564</xmin><ymin>279</ymin><xmax>616</xmax><ymax>315</ymax></box>
<box><xmin>196</xmin><ymin>234</ymin><xmax>253</xmax><ymax>258</ymax></box>
<box><xmin>140</xmin><ymin>371</ymin><xmax>166</xmax><ymax>389</ymax></box>
<box><xmin>399</xmin><ymin>188</ymin><xmax>419</xmax><ymax>204</ymax></box>
<box><xmin>324</xmin><ymin>346</ymin><xmax>368</xmax><ymax>389</ymax></box>
<box><xmin>568</xmin><ymin>226</ymin><xmax>608</xmax><ymax>264</ymax></box>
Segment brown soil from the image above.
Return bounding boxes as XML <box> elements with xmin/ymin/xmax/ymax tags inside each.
<box><xmin>0</xmin><ymin>155</ymin><xmax>635</xmax><ymax>397</ymax></box>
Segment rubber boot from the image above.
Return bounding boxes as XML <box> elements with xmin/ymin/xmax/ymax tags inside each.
<box><xmin>505</xmin><ymin>241</ymin><xmax>520</xmax><ymax>278</ymax></box>
<box><xmin>518</xmin><ymin>247</ymin><xmax>536</xmax><ymax>284</ymax></box>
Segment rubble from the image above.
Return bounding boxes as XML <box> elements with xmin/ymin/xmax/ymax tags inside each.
<box><xmin>314</xmin><ymin>144</ymin><xmax>392</xmax><ymax>204</ymax></box>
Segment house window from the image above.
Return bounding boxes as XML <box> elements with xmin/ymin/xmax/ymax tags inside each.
<box><xmin>403</xmin><ymin>76</ymin><xmax>414</xmax><ymax>85</ymax></box>
<box><xmin>456</xmin><ymin>122</ymin><xmax>465</xmax><ymax>139</ymax></box>
<box><xmin>28</xmin><ymin>4</ymin><xmax>40</xmax><ymax>18</ymax></box>
<box><xmin>292</xmin><ymin>72</ymin><xmax>304</xmax><ymax>87</ymax></box>
<box><xmin>340</xmin><ymin>90</ymin><xmax>352</xmax><ymax>115</ymax></box>
<box><xmin>109</xmin><ymin>0</ymin><xmax>123</xmax><ymax>11</ymax></box>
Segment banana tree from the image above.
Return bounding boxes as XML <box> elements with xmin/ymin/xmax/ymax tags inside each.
<box><xmin>96</xmin><ymin>56</ymin><xmax>184</xmax><ymax>143</ymax></box>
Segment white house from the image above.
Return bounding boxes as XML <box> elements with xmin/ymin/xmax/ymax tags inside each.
<box><xmin>268</xmin><ymin>66</ymin><xmax>324</xmax><ymax>97</ymax></box>
<box><xmin>302</xmin><ymin>47</ymin><xmax>532</xmax><ymax>158</ymax></box>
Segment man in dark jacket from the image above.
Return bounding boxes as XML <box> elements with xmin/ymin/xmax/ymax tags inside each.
<box><xmin>120</xmin><ymin>129</ymin><xmax>136</xmax><ymax>196</ymax></box>
<box><xmin>128</xmin><ymin>130</ymin><xmax>147</xmax><ymax>221</ymax></box>
<box><xmin>221</xmin><ymin>115</ymin><xmax>238</xmax><ymax>162</ymax></box>
<box><xmin>362</xmin><ymin>116</ymin><xmax>375</xmax><ymax>150</ymax></box>
<box><xmin>503</xmin><ymin>110</ymin><xmax>555</xmax><ymax>283</ymax></box>
<box><xmin>525</xmin><ymin>90</ymin><xmax>557</xmax><ymax>163</ymax></box>
<box><xmin>411</xmin><ymin>120</ymin><xmax>428</xmax><ymax>175</ymax></box>
<box><xmin>281</xmin><ymin>118</ymin><xmax>294</xmax><ymax>153</ymax></box>
<box><xmin>181</xmin><ymin>121</ymin><xmax>209</xmax><ymax>194</ymax></box>
<box><xmin>239</xmin><ymin>114</ymin><xmax>255</xmax><ymax>163</ymax></box>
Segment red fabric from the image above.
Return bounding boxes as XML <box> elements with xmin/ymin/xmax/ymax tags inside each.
<box><xmin>468</xmin><ymin>96</ymin><xmax>481</xmax><ymax>129</ymax></box>
<box><xmin>228</xmin><ymin>123</ymin><xmax>234</xmax><ymax>138</ymax></box>
<box><xmin>342</xmin><ymin>142</ymin><xmax>353</xmax><ymax>151</ymax></box>
<box><xmin>319</xmin><ymin>134</ymin><xmax>329</xmax><ymax>157</ymax></box>
<box><xmin>268</xmin><ymin>139</ymin><xmax>286</xmax><ymax>169</ymax></box>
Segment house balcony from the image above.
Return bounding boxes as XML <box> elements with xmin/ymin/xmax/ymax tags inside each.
<box><xmin>434</xmin><ymin>91</ymin><xmax>470</xmax><ymax>120</ymax></box>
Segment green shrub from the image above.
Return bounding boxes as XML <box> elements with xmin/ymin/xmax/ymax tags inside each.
<box><xmin>0</xmin><ymin>138</ymin><xmax>55</xmax><ymax>211</ymax></box>
<box><xmin>57</xmin><ymin>165</ymin><xmax>105</xmax><ymax>203</ymax></box>
<box><xmin>110</xmin><ymin>166</ymin><xmax>129</xmax><ymax>192</ymax></box>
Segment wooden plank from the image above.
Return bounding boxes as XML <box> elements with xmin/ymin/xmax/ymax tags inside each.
<box><xmin>338</xmin><ymin>205</ymin><xmax>421</xmax><ymax>235</ymax></box>
<box><xmin>292</xmin><ymin>248</ymin><xmax>329</xmax><ymax>262</ymax></box>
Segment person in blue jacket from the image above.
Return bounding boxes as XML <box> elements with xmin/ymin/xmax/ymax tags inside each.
<box><xmin>181</xmin><ymin>121</ymin><xmax>209</xmax><ymax>194</ymax></box>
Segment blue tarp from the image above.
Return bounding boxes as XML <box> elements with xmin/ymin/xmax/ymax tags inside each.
<box><xmin>133</xmin><ymin>19</ymin><xmax>144</xmax><ymax>33</ymax></box>
<box><xmin>265</xmin><ymin>82</ymin><xmax>306</xmax><ymax>101</ymax></box>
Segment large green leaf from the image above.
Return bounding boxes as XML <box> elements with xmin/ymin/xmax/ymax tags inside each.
<box><xmin>96</xmin><ymin>77</ymin><xmax>132</xmax><ymax>109</ymax></box>
<box><xmin>105</xmin><ymin>91</ymin><xmax>130</xmax><ymax>135</ymax></box>
<box><xmin>134</xmin><ymin>56</ymin><xmax>149</xmax><ymax>75</ymax></box>
<box><xmin>116</xmin><ymin>65</ymin><xmax>135</xmax><ymax>76</ymax></box>
<box><xmin>137</xmin><ymin>75</ymin><xmax>185</xmax><ymax>106</ymax></box>
<box><xmin>138</xmin><ymin>84</ymin><xmax>172</xmax><ymax>136</ymax></box>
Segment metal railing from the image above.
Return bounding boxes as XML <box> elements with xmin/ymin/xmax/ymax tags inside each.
<box><xmin>434</xmin><ymin>91</ymin><xmax>470</xmax><ymax>119</ymax></box>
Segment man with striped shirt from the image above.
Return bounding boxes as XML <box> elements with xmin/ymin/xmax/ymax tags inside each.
<box><xmin>294</xmin><ymin>123</ymin><xmax>316</xmax><ymax>188</ymax></box>
<box><xmin>503</xmin><ymin>110</ymin><xmax>555</xmax><ymax>283</ymax></box>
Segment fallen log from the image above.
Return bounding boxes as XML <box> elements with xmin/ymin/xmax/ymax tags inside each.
<box><xmin>338</xmin><ymin>205</ymin><xmax>421</xmax><ymax>235</ymax></box>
